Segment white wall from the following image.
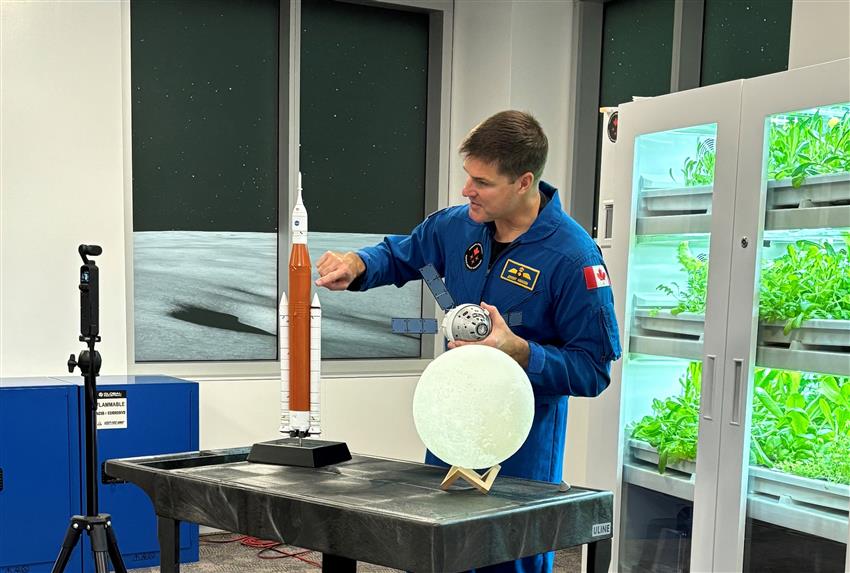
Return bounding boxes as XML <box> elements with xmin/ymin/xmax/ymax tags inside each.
<box><xmin>1</xmin><ymin>0</ymin><xmax>581</xmax><ymax>475</ymax></box>
<box><xmin>789</xmin><ymin>0</ymin><xmax>850</xmax><ymax>69</ymax></box>
<box><xmin>449</xmin><ymin>1</ymin><xmax>575</xmax><ymax>206</ymax></box>
<box><xmin>0</xmin><ymin>0</ymin><xmax>129</xmax><ymax>376</ymax></box>
<box><xmin>200</xmin><ymin>376</ymin><xmax>424</xmax><ymax>461</ymax></box>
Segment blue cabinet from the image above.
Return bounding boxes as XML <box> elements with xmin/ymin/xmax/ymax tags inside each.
<box><xmin>58</xmin><ymin>375</ymin><xmax>200</xmax><ymax>571</ymax></box>
<box><xmin>0</xmin><ymin>378</ymin><xmax>83</xmax><ymax>573</ymax></box>
<box><xmin>0</xmin><ymin>375</ymin><xmax>199</xmax><ymax>573</ymax></box>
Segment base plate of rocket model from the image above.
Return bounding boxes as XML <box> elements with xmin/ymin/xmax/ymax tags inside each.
<box><xmin>248</xmin><ymin>173</ymin><xmax>350</xmax><ymax>468</ymax></box>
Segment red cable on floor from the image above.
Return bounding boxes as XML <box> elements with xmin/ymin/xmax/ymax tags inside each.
<box><xmin>240</xmin><ymin>536</ymin><xmax>282</xmax><ymax>549</ymax></box>
<box><xmin>201</xmin><ymin>533</ymin><xmax>322</xmax><ymax>568</ymax></box>
<box><xmin>259</xmin><ymin>546</ymin><xmax>322</xmax><ymax>567</ymax></box>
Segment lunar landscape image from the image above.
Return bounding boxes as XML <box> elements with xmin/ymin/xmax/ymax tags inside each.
<box><xmin>134</xmin><ymin>231</ymin><xmax>421</xmax><ymax>362</ymax></box>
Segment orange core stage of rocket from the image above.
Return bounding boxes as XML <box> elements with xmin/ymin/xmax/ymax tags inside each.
<box><xmin>288</xmin><ymin>242</ymin><xmax>311</xmax><ymax>414</ymax></box>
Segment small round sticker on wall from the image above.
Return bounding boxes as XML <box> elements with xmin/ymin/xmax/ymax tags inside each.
<box><xmin>465</xmin><ymin>242</ymin><xmax>484</xmax><ymax>270</ymax></box>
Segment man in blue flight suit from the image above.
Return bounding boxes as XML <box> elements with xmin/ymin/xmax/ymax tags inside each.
<box><xmin>315</xmin><ymin>110</ymin><xmax>621</xmax><ymax>573</ymax></box>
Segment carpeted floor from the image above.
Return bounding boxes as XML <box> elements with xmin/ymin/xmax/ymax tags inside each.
<box><xmin>129</xmin><ymin>533</ymin><xmax>584</xmax><ymax>572</ymax></box>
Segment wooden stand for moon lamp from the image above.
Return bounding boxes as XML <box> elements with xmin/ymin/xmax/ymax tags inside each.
<box><xmin>441</xmin><ymin>464</ymin><xmax>501</xmax><ymax>494</ymax></box>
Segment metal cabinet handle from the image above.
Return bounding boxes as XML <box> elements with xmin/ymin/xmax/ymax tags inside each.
<box><xmin>702</xmin><ymin>354</ymin><xmax>716</xmax><ymax>421</ymax></box>
<box><xmin>603</xmin><ymin>201</ymin><xmax>615</xmax><ymax>240</ymax></box>
<box><xmin>731</xmin><ymin>358</ymin><xmax>744</xmax><ymax>426</ymax></box>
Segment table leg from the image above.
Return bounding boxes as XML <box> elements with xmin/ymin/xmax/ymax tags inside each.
<box><xmin>157</xmin><ymin>515</ymin><xmax>181</xmax><ymax>573</ymax></box>
<box><xmin>322</xmin><ymin>553</ymin><xmax>356</xmax><ymax>572</ymax></box>
<box><xmin>587</xmin><ymin>538</ymin><xmax>612</xmax><ymax>573</ymax></box>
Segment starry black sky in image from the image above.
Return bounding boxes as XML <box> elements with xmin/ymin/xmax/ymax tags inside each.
<box><xmin>300</xmin><ymin>0</ymin><xmax>429</xmax><ymax>235</ymax></box>
<box><xmin>701</xmin><ymin>0</ymin><xmax>792</xmax><ymax>86</ymax></box>
<box><xmin>132</xmin><ymin>0</ymin><xmax>429</xmax><ymax>235</ymax></box>
<box><xmin>600</xmin><ymin>0</ymin><xmax>675</xmax><ymax>108</ymax></box>
<box><xmin>131</xmin><ymin>0</ymin><xmax>279</xmax><ymax>232</ymax></box>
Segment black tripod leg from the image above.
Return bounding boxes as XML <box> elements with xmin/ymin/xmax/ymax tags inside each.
<box><xmin>158</xmin><ymin>515</ymin><xmax>182</xmax><ymax>573</ymax></box>
<box><xmin>89</xmin><ymin>522</ymin><xmax>111</xmax><ymax>573</ymax></box>
<box><xmin>51</xmin><ymin>520</ymin><xmax>83</xmax><ymax>573</ymax></box>
<box><xmin>105</xmin><ymin>521</ymin><xmax>129</xmax><ymax>573</ymax></box>
<box><xmin>93</xmin><ymin>552</ymin><xmax>110</xmax><ymax>573</ymax></box>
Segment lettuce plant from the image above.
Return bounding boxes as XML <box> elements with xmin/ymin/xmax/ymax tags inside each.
<box><xmin>775</xmin><ymin>435</ymin><xmax>850</xmax><ymax>483</ymax></box>
<box><xmin>768</xmin><ymin>111</ymin><xmax>850</xmax><ymax>187</ymax></box>
<box><xmin>671</xmin><ymin>139</ymin><xmax>716</xmax><ymax>187</ymax></box>
<box><xmin>630</xmin><ymin>362</ymin><xmax>701</xmax><ymax>473</ymax></box>
<box><xmin>758</xmin><ymin>236</ymin><xmax>850</xmax><ymax>333</ymax></box>
<box><xmin>655</xmin><ymin>236</ymin><xmax>850</xmax><ymax>333</ymax></box>
<box><xmin>655</xmin><ymin>242</ymin><xmax>708</xmax><ymax>315</ymax></box>
<box><xmin>630</xmin><ymin>363</ymin><xmax>850</xmax><ymax>484</ymax></box>
<box><xmin>666</xmin><ymin>109</ymin><xmax>849</xmax><ymax>191</ymax></box>
<box><xmin>750</xmin><ymin>369</ymin><xmax>850</xmax><ymax>484</ymax></box>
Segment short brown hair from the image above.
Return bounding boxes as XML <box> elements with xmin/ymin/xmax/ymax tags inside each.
<box><xmin>459</xmin><ymin>110</ymin><xmax>548</xmax><ymax>181</ymax></box>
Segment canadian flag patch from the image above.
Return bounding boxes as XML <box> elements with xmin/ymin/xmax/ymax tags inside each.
<box><xmin>583</xmin><ymin>265</ymin><xmax>611</xmax><ymax>289</ymax></box>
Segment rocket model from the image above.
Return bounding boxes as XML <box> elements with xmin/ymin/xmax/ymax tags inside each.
<box><xmin>280</xmin><ymin>174</ymin><xmax>322</xmax><ymax>438</ymax></box>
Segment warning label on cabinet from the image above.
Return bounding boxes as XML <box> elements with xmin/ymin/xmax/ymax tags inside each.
<box><xmin>96</xmin><ymin>390</ymin><xmax>127</xmax><ymax>429</ymax></box>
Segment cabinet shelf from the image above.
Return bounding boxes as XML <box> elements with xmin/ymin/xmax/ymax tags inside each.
<box><xmin>629</xmin><ymin>439</ymin><xmax>697</xmax><ymax>475</ymax></box>
<box><xmin>637</xmin><ymin>213</ymin><xmax>711</xmax><ymax>235</ymax></box>
<box><xmin>748</xmin><ymin>495</ymin><xmax>848</xmax><ymax>544</ymax></box>
<box><xmin>624</xmin><ymin>446</ymin><xmax>848</xmax><ymax>543</ymax></box>
<box><xmin>623</xmin><ymin>461</ymin><xmax>695</xmax><ymax>502</ymax></box>
<box><xmin>639</xmin><ymin>183</ymin><xmax>713</xmax><ymax>216</ymax></box>
<box><xmin>636</xmin><ymin>183</ymin><xmax>712</xmax><ymax>235</ymax></box>
<box><xmin>766</xmin><ymin>173</ymin><xmax>850</xmax><ymax>231</ymax></box>
<box><xmin>767</xmin><ymin>172</ymin><xmax>850</xmax><ymax>208</ymax></box>
<box><xmin>633</xmin><ymin>173</ymin><xmax>849</xmax><ymax>235</ymax></box>
<box><xmin>628</xmin><ymin>310</ymin><xmax>850</xmax><ymax>376</ymax></box>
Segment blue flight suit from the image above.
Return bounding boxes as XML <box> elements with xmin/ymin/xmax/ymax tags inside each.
<box><xmin>355</xmin><ymin>182</ymin><xmax>622</xmax><ymax>573</ymax></box>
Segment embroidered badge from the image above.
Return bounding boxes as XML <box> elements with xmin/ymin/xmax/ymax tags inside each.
<box><xmin>464</xmin><ymin>242</ymin><xmax>484</xmax><ymax>270</ymax></box>
<box><xmin>584</xmin><ymin>265</ymin><xmax>611</xmax><ymax>289</ymax></box>
<box><xmin>499</xmin><ymin>259</ymin><xmax>540</xmax><ymax>291</ymax></box>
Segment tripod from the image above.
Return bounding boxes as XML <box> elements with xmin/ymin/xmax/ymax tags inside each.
<box><xmin>52</xmin><ymin>245</ymin><xmax>127</xmax><ymax>573</ymax></box>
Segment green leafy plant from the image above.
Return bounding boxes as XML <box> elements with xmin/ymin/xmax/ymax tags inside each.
<box><xmin>750</xmin><ymin>369</ymin><xmax>850</xmax><ymax>484</ymax></box>
<box><xmin>758</xmin><ymin>236</ymin><xmax>850</xmax><ymax>334</ymax></box>
<box><xmin>630</xmin><ymin>362</ymin><xmax>701</xmax><ymax>473</ymax></box>
<box><xmin>665</xmin><ymin>109</ymin><xmax>849</xmax><ymax>190</ymax></box>
<box><xmin>767</xmin><ymin>110</ymin><xmax>850</xmax><ymax>187</ymax></box>
<box><xmin>775</xmin><ymin>435</ymin><xmax>850</xmax><ymax>483</ymax></box>
<box><xmin>655</xmin><ymin>242</ymin><xmax>708</xmax><ymax>315</ymax></box>
<box><xmin>670</xmin><ymin>139</ymin><xmax>716</xmax><ymax>187</ymax></box>
<box><xmin>655</xmin><ymin>235</ymin><xmax>850</xmax><ymax>333</ymax></box>
<box><xmin>630</xmin><ymin>363</ymin><xmax>850</xmax><ymax>484</ymax></box>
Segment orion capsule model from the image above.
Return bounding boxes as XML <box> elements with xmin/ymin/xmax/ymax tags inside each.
<box><xmin>280</xmin><ymin>174</ymin><xmax>322</xmax><ymax>437</ymax></box>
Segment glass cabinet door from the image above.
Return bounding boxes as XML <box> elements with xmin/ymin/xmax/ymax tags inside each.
<box><xmin>618</xmin><ymin>124</ymin><xmax>716</xmax><ymax>572</ymax></box>
<box><xmin>744</xmin><ymin>106</ymin><xmax>850</xmax><ymax>572</ymax></box>
<box><xmin>717</xmin><ymin>59</ymin><xmax>850</xmax><ymax>573</ymax></box>
<box><xmin>612</xmin><ymin>81</ymin><xmax>744</xmax><ymax>573</ymax></box>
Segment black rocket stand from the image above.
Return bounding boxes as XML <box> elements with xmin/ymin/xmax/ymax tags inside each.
<box><xmin>248</xmin><ymin>432</ymin><xmax>351</xmax><ymax>468</ymax></box>
<box><xmin>52</xmin><ymin>245</ymin><xmax>128</xmax><ymax>573</ymax></box>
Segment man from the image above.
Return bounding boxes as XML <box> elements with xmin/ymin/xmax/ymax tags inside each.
<box><xmin>316</xmin><ymin>110</ymin><xmax>621</xmax><ymax>573</ymax></box>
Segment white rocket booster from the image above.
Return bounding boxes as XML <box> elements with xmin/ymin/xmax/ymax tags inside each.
<box><xmin>279</xmin><ymin>294</ymin><xmax>322</xmax><ymax>436</ymax></box>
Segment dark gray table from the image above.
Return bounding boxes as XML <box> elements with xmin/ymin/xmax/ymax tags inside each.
<box><xmin>105</xmin><ymin>448</ymin><xmax>613</xmax><ymax>572</ymax></box>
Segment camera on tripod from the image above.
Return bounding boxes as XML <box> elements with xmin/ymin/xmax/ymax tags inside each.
<box><xmin>78</xmin><ymin>244</ymin><xmax>101</xmax><ymax>341</ymax></box>
<box><xmin>53</xmin><ymin>244</ymin><xmax>127</xmax><ymax>573</ymax></box>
